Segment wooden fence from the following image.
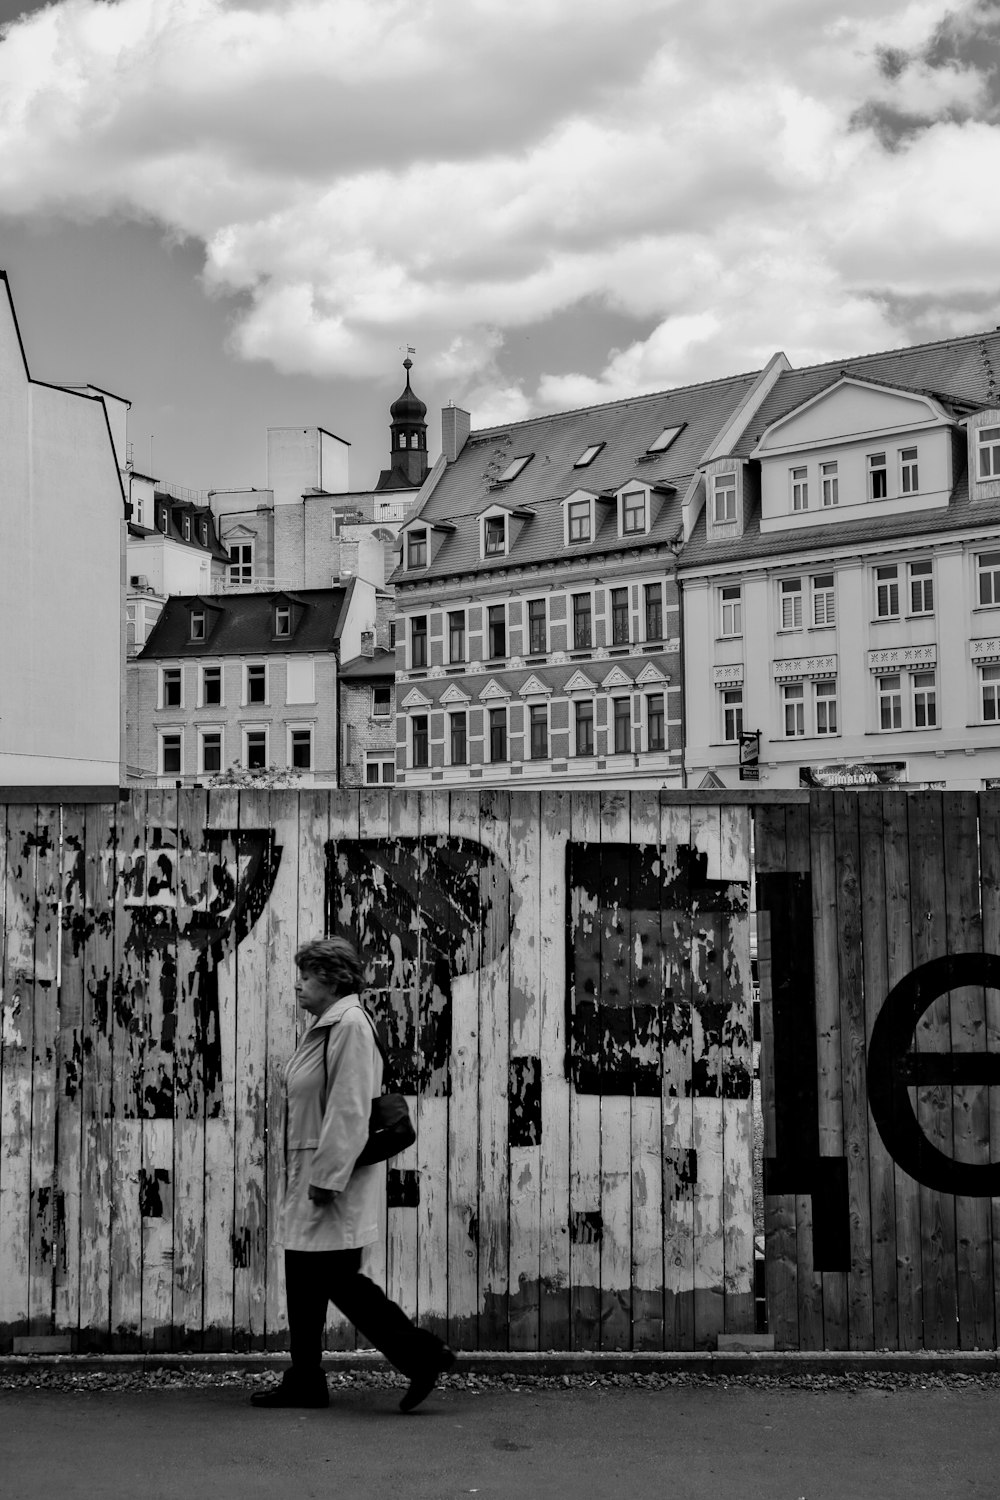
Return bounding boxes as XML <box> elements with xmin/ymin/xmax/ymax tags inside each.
<box><xmin>0</xmin><ymin>788</ymin><xmax>754</xmax><ymax>1353</ymax></box>
<box><xmin>757</xmin><ymin>791</ymin><xmax>1000</xmax><ymax>1351</ymax></box>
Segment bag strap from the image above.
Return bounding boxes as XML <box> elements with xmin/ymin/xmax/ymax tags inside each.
<box><xmin>320</xmin><ymin>1001</ymin><xmax>393</xmax><ymax>1108</ymax></box>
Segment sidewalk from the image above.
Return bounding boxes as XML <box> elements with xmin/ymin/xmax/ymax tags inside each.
<box><xmin>2</xmin><ymin>1369</ymin><xmax>999</xmax><ymax>1500</ymax></box>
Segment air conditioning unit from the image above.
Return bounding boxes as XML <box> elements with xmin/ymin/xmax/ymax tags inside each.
<box><xmin>130</xmin><ymin>574</ymin><xmax>150</xmax><ymax>590</ymax></box>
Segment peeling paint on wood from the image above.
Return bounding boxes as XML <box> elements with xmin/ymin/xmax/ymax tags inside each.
<box><xmin>387</xmin><ymin>1169</ymin><xmax>420</xmax><ymax>1208</ymax></box>
<box><xmin>508</xmin><ymin>1056</ymin><xmax>541</xmax><ymax>1147</ymax></box>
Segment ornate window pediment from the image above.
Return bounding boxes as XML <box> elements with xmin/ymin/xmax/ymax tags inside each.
<box><xmin>400</xmin><ymin>687</ymin><xmax>432</xmax><ymax>709</ymax></box>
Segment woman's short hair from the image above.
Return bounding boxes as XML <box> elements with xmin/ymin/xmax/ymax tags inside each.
<box><xmin>294</xmin><ymin>936</ymin><xmax>364</xmax><ymax>996</ymax></box>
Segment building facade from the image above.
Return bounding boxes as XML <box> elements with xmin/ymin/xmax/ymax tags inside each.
<box><xmin>0</xmin><ymin>272</ymin><xmax>126</xmax><ymax>788</ymax></box>
<box><xmin>338</xmin><ymin>647</ymin><xmax>397</xmax><ymax>787</ymax></box>
<box><xmin>678</xmin><ymin>333</ymin><xmax>1000</xmax><ymax>790</ymax></box>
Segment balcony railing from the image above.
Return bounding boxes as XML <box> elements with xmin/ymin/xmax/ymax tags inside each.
<box><xmin>211</xmin><ymin>576</ymin><xmax>296</xmax><ymax>594</ymax></box>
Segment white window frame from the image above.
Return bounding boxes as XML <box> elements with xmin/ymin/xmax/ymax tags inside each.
<box><xmin>406</xmin><ymin>528</ymin><xmax>428</xmax><ymax>569</ymax></box>
<box><xmin>977</xmin><ymin>426</ymin><xmax>1000</xmax><ymax>480</ymax></box>
<box><xmin>791</xmin><ymin>466</ymin><xmax>809</xmax><ymax>512</ymax></box>
<box><xmin>199</xmin><ymin>665</ymin><xmax>223</xmax><ymax>709</ymax></box>
<box><xmin>160</xmin><ymin>665</ymin><xmax>183</xmax><ymax>710</ymax></box>
<box><xmin>713</xmin><ymin>472</ymin><xmax>737</xmax><ymax>524</ymax></box>
<box><xmin>566</xmin><ymin>498</ymin><xmax>592</xmax><ymax>545</ymax></box>
<box><xmin>574</xmin><ymin>697</ymin><xmax>595</xmax><ymax>757</ymax></box>
<box><xmin>780</xmin><ymin>578</ymin><xmax>803</xmax><ymax>631</ymax></box>
<box><xmin>814</xmin><ymin>680</ymin><xmax>838</xmax><ymax>737</ymax></box>
<box><xmin>978</xmin><ymin>551</ymin><xmax>1000</xmax><ymax>607</ymax></box>
<box><xmin>448</xmin><ymin>710</ymin><xmax>468</xmax><ymax>767</ymax></box>
<box><xmin>909</xmin><ymin>559</ymin><xmax>934</xmax><ymax>615</ymax></box>
<box><xmin>720</xmin><ymin>584</ymin><xmax>742</xmax><ymax>638</ymax></box>
<box><xmin>877</xmin><ymin>673</ymin><xmax>903</xmax><ymax>731</ymax></box>
<box><xmin>447</xmin><ymin>608</ymin><xmax>466</xmax><ymax>665</ymax></box>
<box><xmin>287</xmin><ymin>723</ymin><xmax>314</xmax><ymax>771</ymax></box>
<box><xmin>609</xmin><ymin>587</ymin><xmax>630</xmax><ymax>646</ymax></box>
<box><xmin>526</xmin><ymin>597</ymin><xmax>548</xmax><ymax>656</ymax></box>
<box><xmin>812</xmin><ymin>573</ymin><xmax>836</xmax><ymax>628</ymax></box>
<box><xmin>364</xmin><ymin>753</ymin><xmax>396</xmax><ymax>785</ymax></box>
<box><xmin>190</xmin><ymin>610</ymin><xmax>206</xmax><ymax>642</ymax></box>
<box><xmin>982</xmin><ymin>664</ymin><xmax>1000</xmax><ymax>722</ymax></box>
<box><xmin>159</xmin><ymin>506</ymin><xmax>169</xmax><ymax>535</ymax></box>
<box><xmin>487</xmin><ymin>603</ymin><xmax>507</xmax><ymax>660</ymax></box>
<box><xmin>228</xmin><ymin>542</ymin><xmax>253</xmax><ymax>583</ymax></box>
<box><xmin>722</xmin><ymin>688</ymin><xmax>743</xmax><ymax>743</ymax></box>
<box><xmin>782</xmin><ymin>681</ymin><xmax>805</xmax><ymax>738</ymax></box>
<box><xmin>410</xmin><ymin>615</ymin><xmax>428</xmax><ymax>670</ymax></box>
<box><xmin>410</xmin><ymin>713</ymin><xmax>429</xmax><ymax>769</ymax></box>
<box><xmin>821</xmin><ymin>461</ymin><xmax>839</xmax><ymax>507</ymax></box>
<box><xmin>647</xmin><ymin>424</ymin><xmax>684</xmax><ymax>454</ymax></box>
<box><xmin>488</xmin><ymin>705</ymin><xmax>509</xmax><ymax>764</ymax></box>
<box><xmin>912</xmin><ymin>670</ymin><xmax>937</xmax><ymax>729</ymax></box>
<box><xmin>869</xmin><ymin>452</ymin><xmax>888</xmax><ymax>499</ymax></box>
<box><xmin>182</xmin><ymin>515</ymin><xmax>192</xmax><ymax>541</ymax></box>
<box><xmin>275</xmin><ymin>605</ymin><xmax>291</xmax><ymax>638</ymax></box>
<box><xmin>875</xmin><ymin>565</ymin><xmax>900</xmax><ymax>619</ymax></box>
<box><xmin>198</xmin><ymin>726</ymin><xmax>224</xmax><ymax>777</ymax></box>
<box><xmin>571</xmin><ymin>591</ymin><xmax>593</xmax><ymax>651</ymax></box>
<box><xmin>574</xmin><ymin>443</ymin><xmax>605</xmax><ymax>468</ymax></box>
<box><xmin>645</xmin><ymin>691</ymin><xmax>665</xmax><ymax>752</ymax></box>
<box><xmin>158</xmin><ymin>729</ymin><xmax>183</xmax><ymax>777</ymax></box>
<box><xmin>371</xmin><ymin>684</ymin><xmax>392</xmax><ymax>720</ymax></box>
<box><xmin>243</xmin><ymin>725</ymin><xmax>268</xmax><ymax>771</ymax></box>
<box><xmin>644</xmin><ymin>582</ymin><xmax>663</xmax><ymax>641</ymax></box>
<box><xmin>611</xmin><ymin>695</ymin><xmax>633</xmax><ymax>755</ymax></box>
<box><xmin>244</xmin><ymin>662</ymin><xmax>268</xmax><ymax>706</ymax></box>
<box><xmin>497</xmin><ymin>454</ymin><xmax>533</xmax><ymax>483</ymax></box>
<box><xmin>899</xmin><ymin>446</ymin><xmax>919</xmax><ymax>495</ymax></box>
<box><xmin>528</xmin><ymin>702</ymin><xmax>549</xmax><ymax>761</ymax></box>
<box><xmin>482</xmin><ymin>514</ymin><xmax>508</xmax><ymax>558</ymax></box>
<box><xmin>620</xmin><ymin>489</ymin><xmax>647</xmax><ymax>536</ymax></box>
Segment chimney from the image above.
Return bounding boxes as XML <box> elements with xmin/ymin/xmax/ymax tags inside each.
<box><xmin>442</xmin><ymin>402</ymin><xmax>471</xmax><ymax>463</ymax></box>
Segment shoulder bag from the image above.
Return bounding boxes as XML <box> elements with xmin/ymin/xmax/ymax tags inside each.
<box><xmin>322</xmin><ymin>1005</ymin><xmax>416</xmax><ymax>1167</ymax></box>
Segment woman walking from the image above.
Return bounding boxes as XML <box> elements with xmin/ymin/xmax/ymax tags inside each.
<box><xmin>251</xmin><ymin>935</ymin><xmax>455</xmax><ymax>1412</ymax></box>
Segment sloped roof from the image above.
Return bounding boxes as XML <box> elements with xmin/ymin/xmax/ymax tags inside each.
<box><xmin>391</xmin><ymin>371</ymin><xmax>761</xmax><ymax>583</ymax></box>
<box><xmin>338</xmin><ymin>647</ymin><xmax>396</xmax><ymax>680</ymax></box>
<box><xmin>138</xmin><ymin>587</ymin><xmax>352</xmax><ymax>658</ymax></box>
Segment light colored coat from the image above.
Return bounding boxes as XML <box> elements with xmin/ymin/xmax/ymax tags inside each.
<box><xmin>278</xmin><ymin>993</ymin><xmax>385</xmax><ymax>1252</ymax></box>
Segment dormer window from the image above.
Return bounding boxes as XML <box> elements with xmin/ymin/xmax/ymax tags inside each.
<box><xmin>190</xmin><ymin>610</ymin><xmax>206</xmax><ymax>642</ymax></box>
<box><xmin>868</xmin><ymin>452</ymin><xmax>888</xmax><ymax>499</ymax></box>
<box><xmin>791</xmin><ymin>467</ymin><xmax>808</xmax><ymax>511</ymax></box>
<box><xmin>713</xmin><ymin>472</ymin><xmax>737</xmax><ymax>523</ymax></box>
<box><xmin>978</xmin><ymin>426</ymin><xmax>1000</xmax><ymax>478</ymax></box>
<box><xmin>647</xmin><ymin>424</ymin><xmax>684</xmax><ymax>454</ymax></box>
<box><xmin>275</xmin><ymin>605</ymin><xmax>291</xmax><ymax>638</ymax></box>
<box><xmin>567</xmin><ymin>498</ymin><xmax>591</xmax><ymax>544</ymax></box>
<box><xmin>183</xmin><ymin>516</ymin><xmax>192</xmax><ymax>541</ymax></box>
<box><xmin>407</xmin><ymin>529</ymin><xmax>427</xmax><ymax>568</ymax></box>
<box><xmin>200</xmin><ymin>521</ymin><xmax>209</xmax><ymax>544</ymax></box>
<box><xmin>497</xmin><ymin>454</ymin><xmax>533</xmax><ymax>483</ymax></box>
<box><xmin>484</xmin><ymin>515</ymin><xmax>506</xmax><ymax>555</ymax></box>
<box><xmin>621</xmin><ymin>490</ymin><xmax>647</xmax><ymax>535</ymax></box>
<box><xmin>159</xmin><ymin>506</ymin><xmax>169</xmax><ymax>535</ymax></box>
<box><xmin>574</xmin><ymin>443</ymin><xmax>605</xmax><ymax>468</ymax></box>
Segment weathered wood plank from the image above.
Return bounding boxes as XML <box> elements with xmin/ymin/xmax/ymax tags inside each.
<box><xmin>1</xmin><ymin>804</ymin><xmax>37</xmax><ymax>1348</ymax></box>
<box><xmin>413</xmin><ymin>792</ymin><xmax>450</xmax><ymax>1340</ymax></box>
<box><xmin>173</xmin><ymin>788</ymin><xmax>208</xmax><ymax>1350</ymax></box>
<box><xmin>569</xmin><ymin>791</ymin><xmax>602</xmax><ymax>1349</ymax></box>
<box><xmin>979</xmin><ymin>790</ymin><xmax>1000</xmax><ymax>1350</ymax></box>
<box><xmin>944</xmin><ymin>792</ymin><xmax>992</xmax><ymax>1350</ymax></box>
<box><xmin>629</xmin><ymin>791</ymin><xmax>664</xmax><ymax>1350</ymax></box>
<box><xmin>52</xmin><ymin>807</ymin><xmax>85</xmax><ymax>1340</ymax></box>
<box><xmin>597</xmin><ymin>790</ymin><xmax>632</xmax><ymax>1350</ymax></box>
<box><xmin>445</xmin><ymin>791</ymin><xmax>481</xmax><ymax>1350</ymax></box>
<box><xmin>478</xmin><ymin>789</ymin><xmax>511</xmax><ymax>1348</ymax></box>
<box><xmin>720</xmin><ymin>802</ymin><xmax>754</xmax><ymax>1337</ymax></box>
<box><xmin>324</xmin><ymin>788</ymin><xmax>359</xmax><ymax>1350</ymax></box>
<box><xmin>507</xmin><ymin>790</ymin><xmax>542</xmax><ymax>1350</ymax></box>
<box><xmin>28</xmin><ymin>807</ymin><xmax>61</xmax><ymax>1338</ymax></box>
<box><xmin>355</xmin><ymin>789</ymin><xmax>389</xmax><ymax>1335</ymax></box>
<box><xmin>384</xmin><ymin>789</ymin><xmax>421</xmax><ymax>1340</ymax></box>
<box><xmin>78</xmin><ymin>803</ymin><xmax>115</xmax><ymax>1348</ymax></box>
<box><xmin>661</xmin><ymin>801</ymin><xmax>695</xmax><ymax>1350</ymax></box>
<box><xmin>689</xmin><ymin>803</ymin><xmax>725</xmax><ymax>1350</ymax></box>
<box><xmin>537</xmin><ymin>790</ymin><xmax>571</xmax><ymax>1350</ymax></box>
<box><xmin>110</xmin><ymin>791</ymin><xmax>146</xmax><ymax>1350</ymax></box>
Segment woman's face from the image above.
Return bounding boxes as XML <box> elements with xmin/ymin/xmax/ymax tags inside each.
<box><xmin>295</xmin><ymin>967</ymin><xmax>337</xmax><ymax>1017</ymax></box>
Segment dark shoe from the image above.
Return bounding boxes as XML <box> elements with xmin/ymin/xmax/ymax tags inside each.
<box><xmin>250</xmin><ymin>1372</ymin><xmax>329</xmax><ymax>1409</ymax></box>
<box><xmin>399</xmin><ymin>1345</ymin><xmax>456</xmax><ymax>1413</ymax></box>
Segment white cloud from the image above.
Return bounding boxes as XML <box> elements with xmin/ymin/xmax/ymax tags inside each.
<box><xmin>1</xmin><ymin>0</ymin><xmax>999</xmax><ymax>415</ymax></box>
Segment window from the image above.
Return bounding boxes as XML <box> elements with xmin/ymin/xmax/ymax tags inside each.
<box><xmin>183</xmin><ymin>516</ymin><xmax>192</xmax><ymax>541</ymax></box>
<box><xmin>134</xmin><ymin>494</ymin><xmax>145</xmax><ymax>527</ymax></box>
<box><xmin>497</xmin><ymin>454</ymin><xmax>533</xmax><ymax>483</ymax></box>
<box><xmin>983</xmin><ymin>665</ymin><xmax>1000</xmax><ymax>721</ymax></box>
<box><xmin>575</xmin><ymin>699</ymin><xmax>594</xmax><ymax>756</ymax></box>
<box><xmin>160</xmin><ymin>732</ymin><xmax>182</xmax><ymax>776</ymax></box>
<box><xmin>909</xmin><ymin>559</ymin><xmax>934</xmax><ymax>614</ymax></box>
<box><xmin>791</xmin><ymin>466</ymin><xmax>808</xmax><ymax>511</ymax></box>
<box><xmin>821</xmin><ymin>461</ymin><xmax>839</xmax><ymax>507</ymax></box>
<box><xmin>484</xmin><ymin>516</ymin><xmax>506</xmax><ymax>555</ymax></box>
<box><xmin>275</xmin><ymin>606</ymin><xmax>291</xmax><ymax>638</ymax></box>
<box><xmin>723</xmin><ymin>688</ymin><xmax>743</xmax><ymax>743</ymax></box>
<box><xmin>528</xmin><ymin>599</ymin><xmax>547</xmax><ymax>655</ymax></box>
<box><xmin>644</xmin><ymin>583</ymin><xmax>663</xmax><ymax>641</ymax></box>
<box><xmin>228</xmin><ymin>543</ymin><xmax>252</xmax><ymax>583</ymax></box>
<box><xmin>913</xmin><ymin>671</ymin><xmax>937</xmax><ymax>728</ymax></box>
<box><xmin>900</xmin><ymin>447</ymin><xmax>919</xmax><ymax>494</ymax></box>
<box><xmin>869</xmin><ymin>452</ymin><xmax>887</xmax><ymax>499</ymax></box>
<box><xmin>199</xmin><ymin>730</ymin><xmax>222</xmax><ymax>775</ymax></box>
<box><xmin>290</xmin><ymin>728</ymin><xmax>313</xmax><ymax>770</ymax></box>
<box><xmin>647</xmin><ymin>424</ymin><xmax>684</xmax><ymax>454</ymax></box>
<box><xmin>713</xmin><ymin>472</ymin><xmax>737</xmax><ymax>523</ymax></box>
<box><xmin>449</xmin><ymin>712</ymin><xmax>467</xmax><ymax>766</ymax></box>
<box><xmin>812</xmin><ymin>574</ymin><xmax>835</xmax><ymax>627</ymax></box>
<box><xmin>613</xmin><ymin>697</ymin><xmax>631</xmax><ymax>754</ymax></box>
<box><xmin>815</xmin><ymin>680</ymin><xmax>837</xmax><ymax>736</ymax></box>
<box><xmin>646</xmin><ymin>693</ymin><xmax>665</xmax><ymax>752</ymax></box>
<box><xmin>622</xmin><ymin>491</ymin><xmax>646</xmax><ymax>534</ymax></box>
<box><xmin>201</xmin><ymin>666</ymin><xmax>221</xmax><ymax>707</ymax></box>
<box><xmin>365</xmin><ymin>754</ymin><xmax>395</xmax><ymax>785</ymax></box>
<box><xmin>489</xmin><ymin>708</ymin><xmax>507</xmax><ymax>762</ymax></box>
<box><xmin>190</xmin><ymin>610</ymin><xmax>206</xmax><ymax>642</ymax></box>
<box><xmin>411</xmin><ymin>716</ymin><xmax>429</xmax><ymax>768</ymax></box>
<box><xmin>372</xmin><ymin>685</ymin><xmax>392</xmax><ymax>720</ymax></box>
<box><xmin>572</xmin><ymin>593</ymin><xmax>592</xmax><ymax>650</ymax></box>
<box><xmin>878</xmin><ymin>674</ymin><xmax>902</xmax><ymax>731</ymax></box>
<box><xmin>977</xmin><ymin>426</ymin><xmax>1000</xmax><ymax>479</ymax></box>
<box><xmin>611</xmin><ymin>588</ymin><xmax>630</xmax><ymax>645</ymax></box>
<box><xmin>567</xmin><ymin>499</ymin><xmax>591</xmax><ymax>543</ymax></box>
<box><xmin>875</xmin><ymin>565</ymin><xmax>900</xmax><ymax>619</ymax></box>
<box><xmin>407</xmin><ymin>530</ymin><xmax>427</xmax><ymax>568</ymax></box>
<box><xmin>720</xmin><ymin>584</ymin><xmax>742</xmax><ymax>637</ymax></box>
<box><xmin>246</xmin><ymin>664</ymin><xmax>267</xmax><ymax>704</ymax></box>
<box><xmin>782</xmin><ymin>681</ymin><xmax>805</xmax><ymax>738</ymax></box>
<box><xmin>978</xmin><ymin>552</ymin><xmax>1000</xmax><ymax>606</ymax></box>
<box><xmin>529</xmin><ymin>704</ymin><xmax>548</xmax><ymax>760</ymax></box>
<box><xmin>162</xmin><ymin>667</ymin><xmax>182</xmax><ymax>708</ymax></box>
<box><xmin>245</xmin><ymin>729</ymin><xmax>267</xmax><ymax>770</ymax></box>
<box><xmin>780</xmin><ymin>578</ymin><xmax>803</xmax><ymax>631</ymax></box>
<box><xmin>488</xmin><ymin>605</ymin><xmax>506</xmax><ymax>659</ymax></box>
<box><xmin>200</xmin><ymin>521</ymin><xmax>209</xmax><ymax>545</ymax></box>
<box><xmin>448</xmin><ymin>610</ymin><xmax>466</xmax><ymax>664</ymax></box>
<box><xmin>159</xmin><ymin>506</ymin><xmax>169</xmax><ymax>535</ymax></box>
<box><xmin>574</xmin><ymin>443</ymin><xmax>605</xmax><ymax>467</ymax></box>
<box><xmin>411</xmin><ymin>616</ymin><xmax>428</xmax><ymax>668</ymax></box>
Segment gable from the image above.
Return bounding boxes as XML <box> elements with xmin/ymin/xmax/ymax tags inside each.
<box><xmin>758</xmin><ymin>380</ymin><xmax>945</xmax><ymax>453</ymax></box>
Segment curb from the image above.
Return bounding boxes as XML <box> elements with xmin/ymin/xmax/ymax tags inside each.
<box><xmin>3</xmin><ymin>1350</ymin><xmax>1000</xmax><ymax>1378</ymax></box>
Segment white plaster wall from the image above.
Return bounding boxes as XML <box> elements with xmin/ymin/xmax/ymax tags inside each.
<box><xmin>320</xmin><ymin>429</ymin><xmax>350</xmax><ymax>494</ymax></box>
<box><xmin>759</xmin><ymin>384</ymin><xmax>939</xmax><ymax>449</ymax></box>
<box><xmin>267</xmin><ymin>428</ymin><xmax>322</xmax><ymax>506</ymax></box>
<box><xmin>760</xmin><ymin>427</ymin><xmax>953</xmax><ymax>527</ymax></box>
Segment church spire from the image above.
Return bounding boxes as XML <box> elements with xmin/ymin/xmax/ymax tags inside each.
<box><xmin>384</xmin><ymin>353</ymin><xmax>428</xmax><ymax>489</ymax></box>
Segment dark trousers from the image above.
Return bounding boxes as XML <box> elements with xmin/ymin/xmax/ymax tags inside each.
<box><xmin>285</xmin><ymin>1249</ymin><xmax>441</xmax><ymax>1380</ymax></box>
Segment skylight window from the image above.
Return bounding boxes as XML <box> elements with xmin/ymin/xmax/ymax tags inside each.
<box><xmin>646</xmin><ymin>424</ymin><xmax>685</xmax><ymax>454</ymax></box>
<box><xmin>497</xmin><ymin>453</ymin><xmax>533</xmax><ymax>482</ymax></box>
<box><xmin>574</xmin><ymin>442</ymin><xmax>605</xmax><ymax>468</ymax></box>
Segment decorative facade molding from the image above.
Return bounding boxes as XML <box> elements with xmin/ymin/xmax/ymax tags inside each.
<box><xmin>970</xmin><ymin>637</ymin><xmax>1000</xmax><ymax>664</ymax></box>
<box><xmin>478</xmin><ymin>678</ymin><xmax>512</xmax><ymax>701</ymax></box>
<box><xmin>518</xmin><ymin>674</ymin><xmax>552</xmax><ymax>698</ymax></box>
<box><xmin>712</xmin><ymin>663</ymin><xmax>745</xmax><ymax>687</ymax></box>
<box><xmin>600</xmin><ymin>665</ymin><xmax>634</xmax><ymax>690</ymax></box>
<box><xmin>400</xmin><ymin>687</ymin><xmax>432</xmax><ymax>709</ymax></box>
<box><xmin>635</xmin><ymin>662</ymin><xmax>669</xmax><ymax>686</ymax></box>
<box><xmin>564</xmin><ymin>669</ymin><xmax>597</xmax><ymax>694</ymax></box>
<box><xmin>866</xmin><ymin>644</ymin><xmax>937</xmax><ymax>673</ymax></box>
<box><xmin>773</xmin><ymin>653</ymin><xmax>838</xmax><ymax>682</ymax></box>
<box><xmin>440</xmin><ymin>683</ymin><xmax>471</xmax><ymax>705</ymax></box>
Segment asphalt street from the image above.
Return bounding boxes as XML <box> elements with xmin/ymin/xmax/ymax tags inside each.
<box><xmin>2</xmin><ymin>1377</ymin><xmax>999</xmax><ymax>1500</ymax></box>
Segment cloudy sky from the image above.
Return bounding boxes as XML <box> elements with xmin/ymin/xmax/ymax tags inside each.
<box><xmin>0</xmin><ymin>0</ymin><xmax>998</xmax><ymax>491</ymax></box>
